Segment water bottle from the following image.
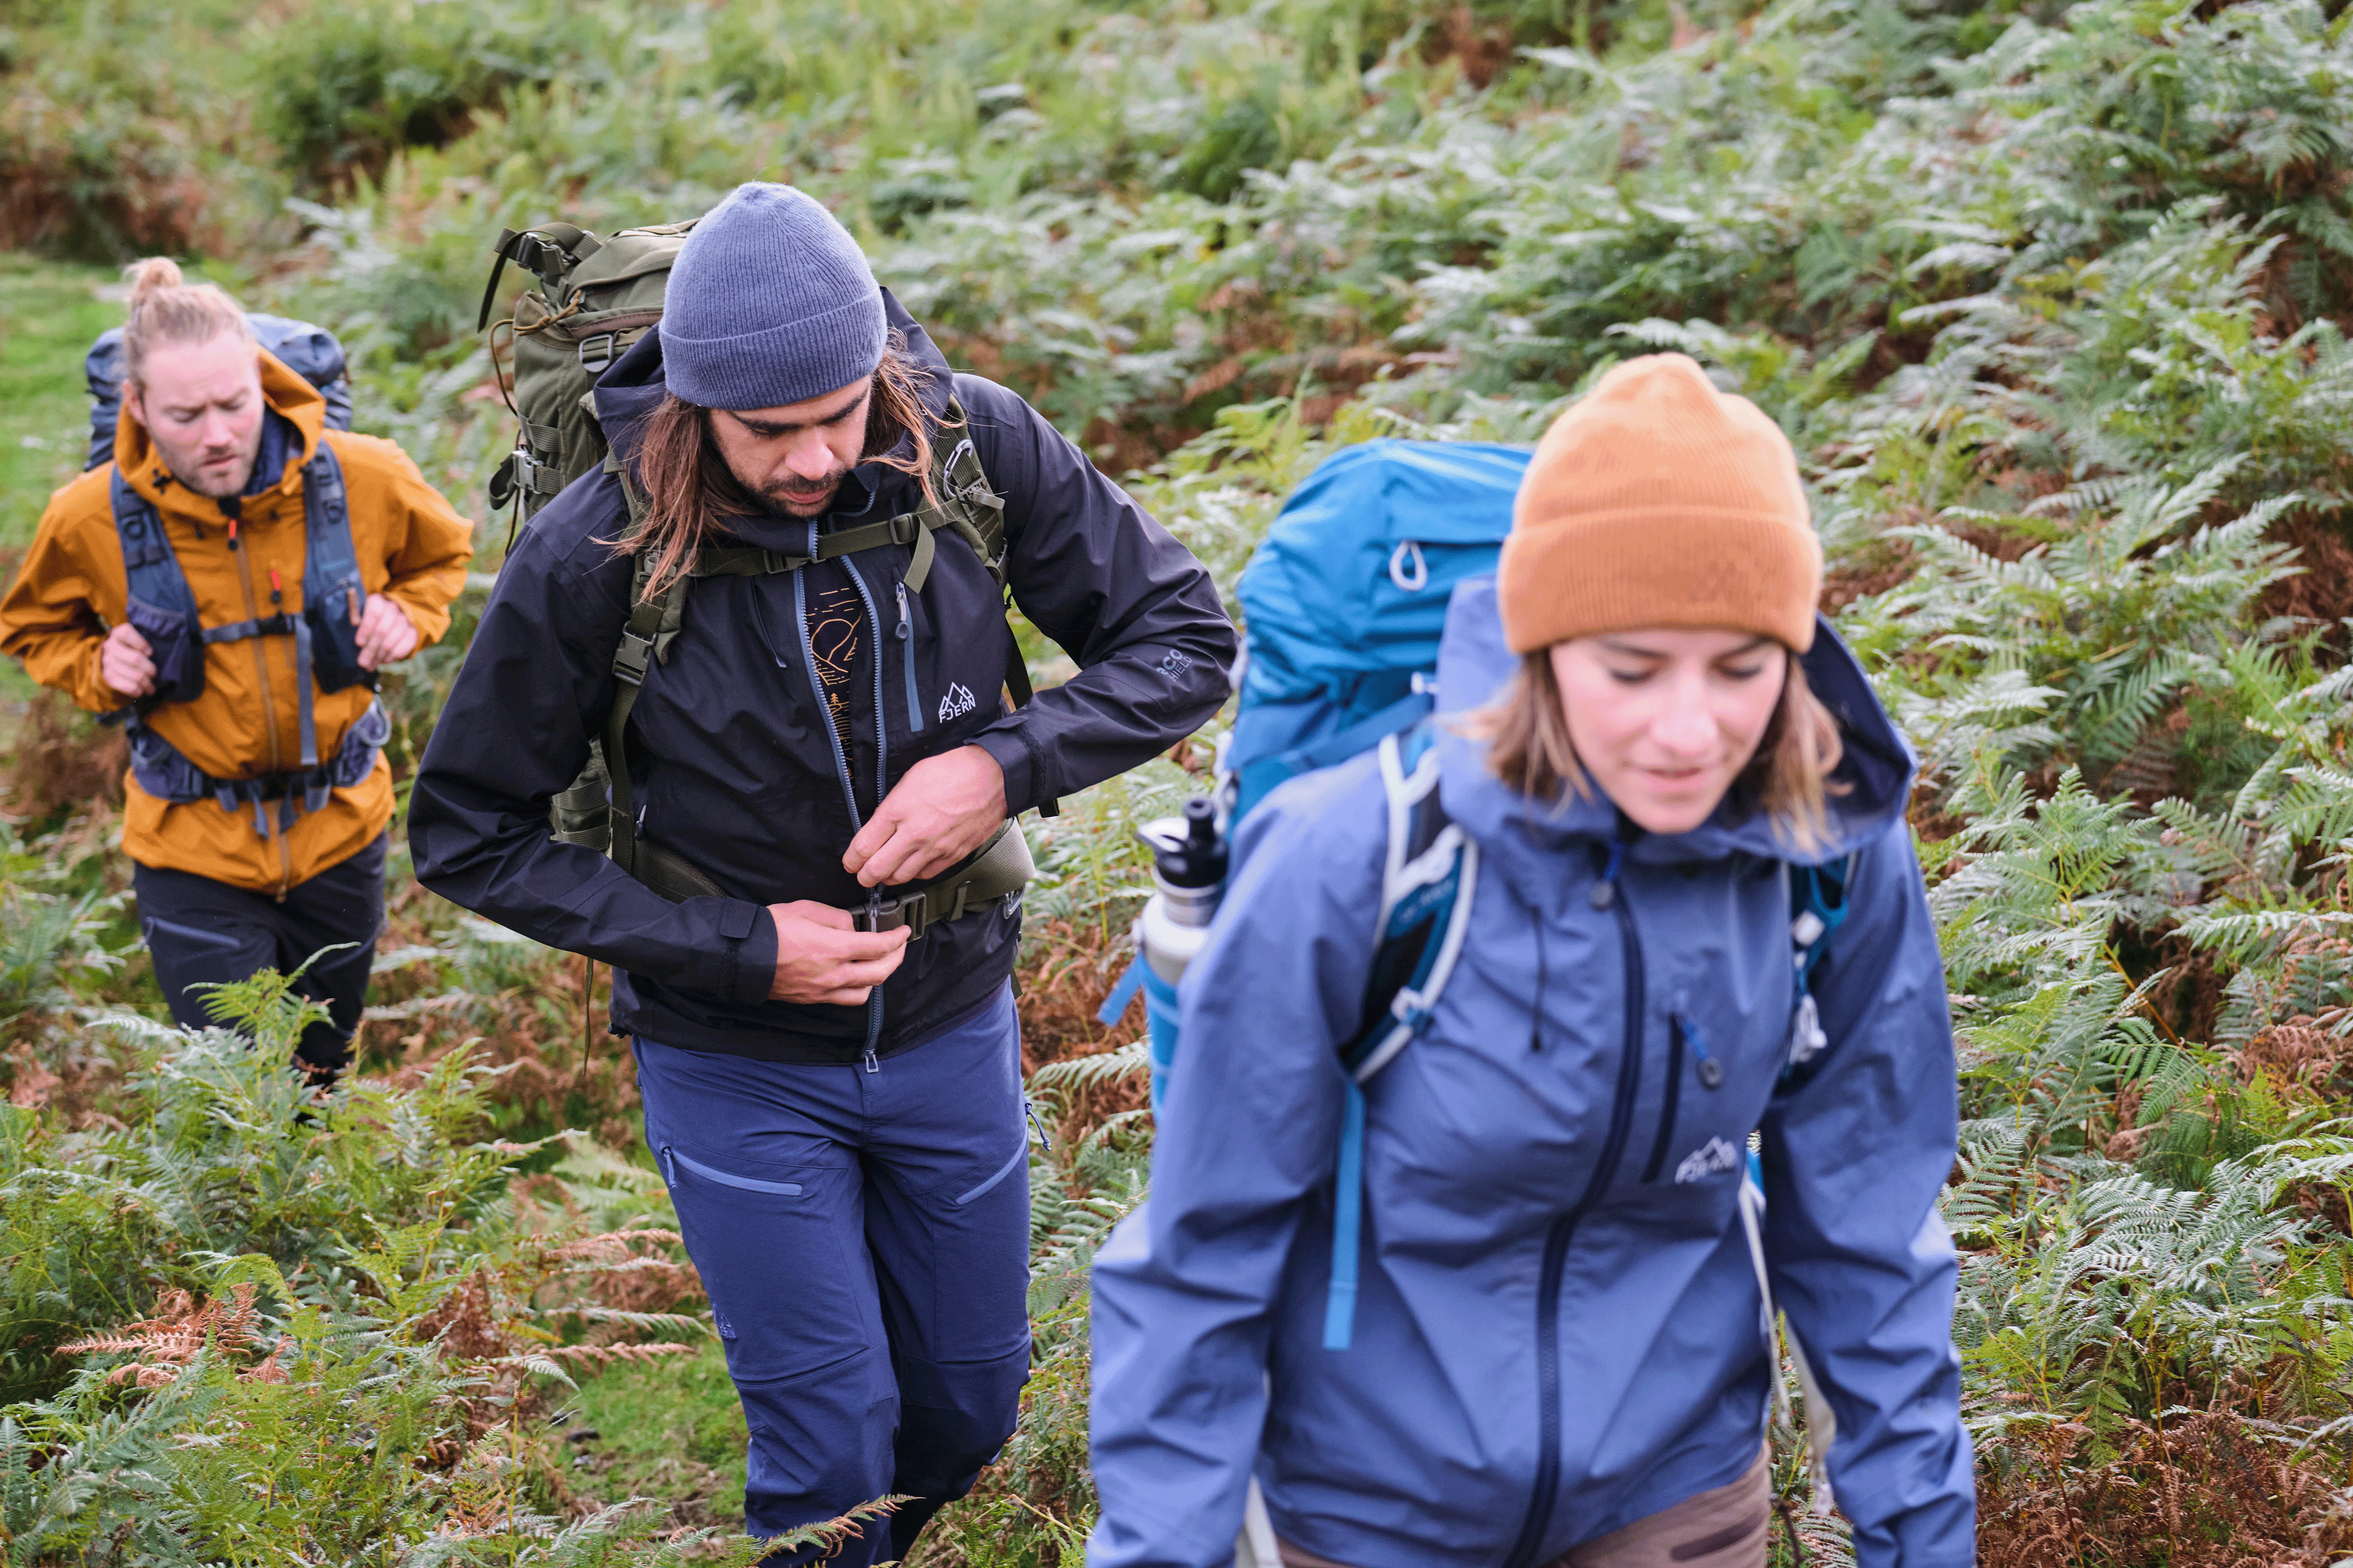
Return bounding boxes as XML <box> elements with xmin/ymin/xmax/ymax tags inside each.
<box><xmin>1131</xmin><ymin>797</ymin><xmax>1228</xmax><ymax>1108</ymax></box>
<box><xmin>1136</xmin><ymin>797</ymin><xmax>1229</xmax><ymax>983</ymax></box>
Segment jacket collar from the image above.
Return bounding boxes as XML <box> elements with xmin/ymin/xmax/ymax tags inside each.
<box><xmin>115</xmin><ymin>348</ymin><xmax>327</xmax><ymax>519</ymax></box>
<box><xmin>1431</xmin><ymin>576</ymin><xmax>1915</xmax><ymax>888</ymax></box>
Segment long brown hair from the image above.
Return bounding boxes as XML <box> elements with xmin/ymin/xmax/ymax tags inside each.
<box><xmin>616</xmin><ymin>335</ymin><xmax>947</xmax><ymax>601</ymax></box>
<box><xmin>1472</xmin><ymin>648</ymin><xmax>1847</xmax><ymax>853</ymax></box>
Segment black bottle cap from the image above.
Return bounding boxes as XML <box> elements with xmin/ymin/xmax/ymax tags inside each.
<box><xmin>1141</xmin><ymin>796</ymin><xmax>1229</xmax><ymax>889</ymax></box>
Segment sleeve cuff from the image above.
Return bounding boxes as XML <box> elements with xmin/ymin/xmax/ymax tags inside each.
<box><xmin>971</xmin><ymin>726</ymin><xmax>1042</xmax><ymax>816</ymax></box>
<box><xmin>720</xmin><ymin>901</ymin><xmax>777</xmax><ymax>1006</ymax></box>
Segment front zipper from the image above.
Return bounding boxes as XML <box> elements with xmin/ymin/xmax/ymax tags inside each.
<box><xmin>791</xmin><ymin>537</ymin><xmax>887</xmax><ymax>1069</ymax></box>
<box><xmin>896</xmin><ymin>580</ymin><xmax>925</xmax><ymax>732</ymax></box>
<box><xmin>840</xmin><ymin>558</ymin><xmax>893</xmax><ymax>1070</ymax></box>
<box><xmin>1502</xmin><ymin>846</ymin><xmax>1648</xmax><ymax>1568</ymax></box>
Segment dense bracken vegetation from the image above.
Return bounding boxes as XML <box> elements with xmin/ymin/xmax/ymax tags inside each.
<box><xmin>3</xmin><ymin>0</ymin><xmax>2352</xmax><ymax>1560</ymax></box>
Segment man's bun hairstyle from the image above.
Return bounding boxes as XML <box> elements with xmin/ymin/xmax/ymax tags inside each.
<box><xmin>120</xmin><ymin>257</ymin><xmax>254</xmax><ymax>392</ymax></box>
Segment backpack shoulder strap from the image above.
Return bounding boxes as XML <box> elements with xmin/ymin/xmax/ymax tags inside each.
<box><xmin>109</xmin><ymin>467</ymin><xmax>195</xmax><ymax>619</ymax></box>
<box><xmin>1325</xmin><ymin>719</ymin><xmax>1480</xmax><ymax>1352</ymax></box>
<box><xmin>600</xmin><ymin>550</ymin><xmax>686</xmax><ymax>878</ymax></box>
<box><xmin>101</xmin><ymin>469</ymin><xmax>199</xmax><ymax>725</ymax></box>
<box><xmin>1782</xmin><ymin>852</ymin><xmax>1858</xmax><ymax>1076</ymax></box>
<box><xmin>1743</xmin><ymin>851</ymin><xmax>1858</xmax><ymax>1519</ymax></box>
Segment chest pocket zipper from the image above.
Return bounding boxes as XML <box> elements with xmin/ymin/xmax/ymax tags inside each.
<box><xmin>897</xmin><ymin>580</ymin><xmax>924</xmax><ymax>732</ymax></box>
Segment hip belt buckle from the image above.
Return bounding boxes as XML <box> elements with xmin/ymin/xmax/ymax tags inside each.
<box><xmin>852</xmin><ymin>892</ymin><xmax>917</xmax><ymax>934</ymax></box>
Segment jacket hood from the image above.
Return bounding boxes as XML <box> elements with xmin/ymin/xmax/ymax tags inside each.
<box><xmin>1431</xmin><ymin>575</ymin><xmax>1914</xmax><ymax>872</ymax></box>
<box><xmin>116</xmin><ymin>347</ymin><xmax>326</xmax><ymax>511</ymax></box>
<box><xmin>595</xmin><ymin>286</ymin><xmax>953</xmax><ymax>551</ymax></box>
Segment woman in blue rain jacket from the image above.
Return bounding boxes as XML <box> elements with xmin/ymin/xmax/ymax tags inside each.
<box><xmin>1088</xmin><ymin>356</ymin><xmax>1973</xmax><ymax>1568</ymax></box>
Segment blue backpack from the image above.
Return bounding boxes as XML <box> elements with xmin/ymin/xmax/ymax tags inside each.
<box><xmin>1224</xmin><ymin>439</ymin><xmax>1534</xmax><ymax>820</ymax></box>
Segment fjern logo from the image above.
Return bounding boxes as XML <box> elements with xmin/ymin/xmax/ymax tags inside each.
<box><xmin>1674</xmin><ymin>1136</ymin><xmax>1742</xmax><ymax>1185</ymax></box>
<box><xmin>938</xmin><ymin>683</ymin><xmax>977</xmax><ymax>723</ymax></box>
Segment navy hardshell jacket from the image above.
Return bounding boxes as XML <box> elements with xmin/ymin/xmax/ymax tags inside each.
<box><xmin>1088</xmin><ymin>579</ymin><xmax>1973</xmax><ymax>1568</ymax></box>
<box><xmin>408</xmin><ymin>296</ymin><xmax>1235</xmax><ymax>1059</ymax></box>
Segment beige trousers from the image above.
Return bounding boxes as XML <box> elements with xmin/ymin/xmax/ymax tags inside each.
<box><xmin>1266</xmin><ymin>1445</ymin><xmax>1772</xmax><ymax>1568</ymax></box>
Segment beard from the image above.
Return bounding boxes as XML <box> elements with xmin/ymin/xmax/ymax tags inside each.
<box><xmin>156</xmin><ymin>425</ymin><xmax>263</xmax><ymax>500</ymax></box>
<box><xmin>751</xmin><ymin>464</ymin><xmax>852</xmax><ymax>519</ymax></box>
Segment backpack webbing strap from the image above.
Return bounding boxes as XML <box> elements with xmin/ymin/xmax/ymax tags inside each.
<box><xmin>601</xmin><ymin>551</ymin><xmax>685</xmax><ymax>880</ymax></box>
<box><xmin>1325</xmin><ymin>723</ymin><xmax>1478</xmax><ymax>1351</ymax></box>
<box><xmin>477</xmin><ymin>224</ymin><xmax>603</xmax><ymax>332</ymax></box>
<box><xmin>1781</xmin><ymin>854</ymin><xmax>1857</xmax><ymax>1076</ymax></box>
<box><xmin>1743</xmin><ymin>852</ymin><xmax>1859</xmax><ymax>1516</ymax></box>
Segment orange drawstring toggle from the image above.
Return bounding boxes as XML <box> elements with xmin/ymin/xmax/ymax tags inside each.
<box><xmin>268</xmin><ymin>568</ymin><xmax>283</xmax><ymax>604</ymax></box>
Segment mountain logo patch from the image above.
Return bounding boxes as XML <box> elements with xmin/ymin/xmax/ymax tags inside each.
<box><xmin>1674</xmin><ymin>1136</ymin><xmax>1742</xmax><ymax>1185</ymax></box>
<box><xmin>938</xmin><ymin>683</ymin><xmax>977</xmax><ymax>722</ymax></box>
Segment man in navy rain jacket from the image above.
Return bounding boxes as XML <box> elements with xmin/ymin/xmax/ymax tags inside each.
<box><xmin>410</xmin><ymin>184</ymin><xmax>1235</xmax><ymax>1560</ymax></box>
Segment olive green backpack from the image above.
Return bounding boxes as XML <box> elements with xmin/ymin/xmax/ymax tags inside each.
<box><xmin>476</xmin><ymin>220</ymin><xmax>1044</xmax><ymax>915</ymax></box>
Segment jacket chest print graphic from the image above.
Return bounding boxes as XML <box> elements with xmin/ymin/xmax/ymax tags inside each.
<box><xmin>938</xmin><ymin>682</ymin><xmax>977</xmax><ymax>722</ymax></box>
<box><xmin>807</xmin><ymin>580</ymin><xmax>861</xmax><ymax>753</ymax></box>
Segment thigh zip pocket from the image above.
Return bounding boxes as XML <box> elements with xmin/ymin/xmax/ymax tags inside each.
<box><xmin>664</xmin><ymin>1145</ymin><xmax>806</xmax><ymax>1197</ymax></box>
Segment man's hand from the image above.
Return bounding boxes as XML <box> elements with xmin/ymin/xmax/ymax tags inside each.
<box><xmin>355</xmin><ymin>593</ymin><xmax>420</xmax><ymax>670</ymax></box>
<box><xmin>843</xmin><ymin>745</ymin><xmax>1008</xmax><ymax>888</ymax></box>
<box><xmin>766</xmin><ymin>899</ymin><xmax>913</xmax><ymax>1004</ymax></box>
<box><xmin>99</xmin><ymin>622</ymin><xmax>156</xmax><ymax>701</ymax></box>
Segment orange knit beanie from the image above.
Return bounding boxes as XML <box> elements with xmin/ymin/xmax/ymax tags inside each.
<box><xmin>1497</xmin><ymin>353</ymin><xmax>1821</xmax><ymax>654</ymax></box>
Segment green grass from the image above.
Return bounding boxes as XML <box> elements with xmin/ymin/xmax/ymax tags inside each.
<box><xmin>567</xmin><ymin>1341</ymin><xmax>751</xmax><ymax>1531</ymax></box>
<box><xmin>0</xmin><ymin>256</ymin><xmax>116</xmax><ymax>551</ymax></box>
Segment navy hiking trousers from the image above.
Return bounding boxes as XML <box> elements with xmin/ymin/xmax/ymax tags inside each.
<box><xmin>635</xmin><ymin>982</ymin><xmax>1033</xmax><ymax>1563</ymax></box>
<box><xmin>132</xmin><ymin>831</ymin><xmax>386</xmax><ymax>1077</ymax></box>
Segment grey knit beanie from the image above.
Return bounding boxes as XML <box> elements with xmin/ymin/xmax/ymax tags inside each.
<box><xmin>659</xmin><ymin>184</ymin><xmax>888</xmax><ymax>411</ymax></box>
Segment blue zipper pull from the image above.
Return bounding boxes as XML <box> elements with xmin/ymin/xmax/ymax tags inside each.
<box><xmin>898</xmin><ymin>580</ymin><xmax>924</xmax><ymax>731</ymax></box>
<box><xmin>1589</xmin><ymin>840</ymin><xmax>1626</xmax><ymax>909</ymax></box>
<box><xmin>1682</xmin><ymin>1013</ymin><xmax>1723</xmax><ymax>1089</ymax></box>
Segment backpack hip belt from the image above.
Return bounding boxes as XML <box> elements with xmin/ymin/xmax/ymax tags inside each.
<box><xmin>849</xmin><ymin>820</ymin><xmax>1034</xmax><ymax>935</ymax></box>
<box><xmin>102</xmin><ymin>443</ymin><xmax>380</xmax><ymax>837</ymax></box>
<box><xmin>126</xmin><ymin>699</ymin><xmax>390</xmax><ymax>835</ymax></box>
<box><xmin>612</xmin><ymin>814</ymin><xmax>1032</xmax><ymax>938</ymax></box>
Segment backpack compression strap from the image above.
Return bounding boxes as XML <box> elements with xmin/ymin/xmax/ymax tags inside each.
<box><xmin>477</xmin><ymin>224</ymin><xmax>604</xmax><ymax>333</ymax></box>
<box><xmin>1325</xmin><ymin>723</ymin><xmax>1479</xmax><ymax>1351</ymax></box>
<box><xmin>1737</xmin><ymin>852</ymin><xmax>1860</xmax><ymax>1515</ymax></box>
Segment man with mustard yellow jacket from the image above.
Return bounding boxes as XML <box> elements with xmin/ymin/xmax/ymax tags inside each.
<box><xmin>0</xmin><ymin>260</ymin><xmax>472</xmax><ymax>1076</ymax></box>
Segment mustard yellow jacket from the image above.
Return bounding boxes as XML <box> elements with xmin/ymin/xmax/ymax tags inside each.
<box><xmin>0</xmin><ymin>351</ymin><xmax>474</xmax><ymax>894</ymax></box>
